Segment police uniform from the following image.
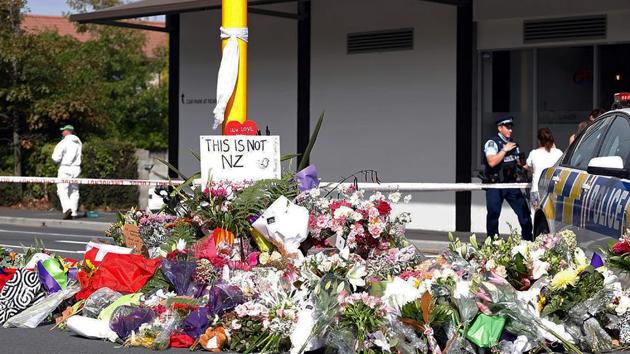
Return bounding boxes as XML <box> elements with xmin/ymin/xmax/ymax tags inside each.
<box><xmin>482</xmin><ymin>116</ymin><xmax>532</xmax><ymax>240</ymax></box>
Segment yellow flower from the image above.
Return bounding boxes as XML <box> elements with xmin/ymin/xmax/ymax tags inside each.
<box><xmin>575</xmin><ymin>264</ymin><xmax>589</xmax><ymax>274</ymax></box>
<box><xmin>538</xmin><ymin>296</ymin><xmax>546</xmax><ymax>313</ymax></box>
<box><xmin>551</xmin><ymin>268</ymin><xmax>578</xmax><ymax>290</ymax></box>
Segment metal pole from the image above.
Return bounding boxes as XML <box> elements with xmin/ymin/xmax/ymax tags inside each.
<box><xmin>222</xmin><ymin>0</ymin><xmax>248</xmax><ymax>131</ymax></box>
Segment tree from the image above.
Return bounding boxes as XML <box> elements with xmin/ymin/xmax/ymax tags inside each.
<box><xmin>0</xmin><ymin>0</ymin><xmax>26</xmax><ymax>175</ymax></box>
<box><xmin>0</xmin><ymin>0</ymin><xmax>169</xmax><ymax>176</ymax></box>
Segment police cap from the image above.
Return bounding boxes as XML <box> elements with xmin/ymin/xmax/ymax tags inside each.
<box><xmin>495</xmin><ymin>116</ymin><xmax>514</xmax><ymax>126</ymax></box>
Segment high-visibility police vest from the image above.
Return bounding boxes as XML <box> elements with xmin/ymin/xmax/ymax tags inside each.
<box><xmin>482</xmin><ymin>134</ymin><xmax>521</xmax><ymax>183</ymax></box>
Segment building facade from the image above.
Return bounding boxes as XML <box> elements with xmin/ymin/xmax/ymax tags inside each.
<box><xmin>72</xmin><ymin>0</ymin><xmax>630</xmax><ymax>233</ymax></box>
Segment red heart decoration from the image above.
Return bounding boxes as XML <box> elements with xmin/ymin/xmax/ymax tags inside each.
<box><xmin>224</xmin><ymin>120</ymin><xmax>258</xmax><ymax>136</ymax></box>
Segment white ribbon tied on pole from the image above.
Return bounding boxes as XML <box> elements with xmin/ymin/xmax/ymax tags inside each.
<box><xmin>212</xmin><ymin>27</ymin><xmax>249</xmax><ymax>130</ymax></box>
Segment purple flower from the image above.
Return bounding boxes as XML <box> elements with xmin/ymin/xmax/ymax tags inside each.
<box><xmin>590</xmin><ymin>252</ymin><xmax>604</xmax><ymax>268</ymax></box>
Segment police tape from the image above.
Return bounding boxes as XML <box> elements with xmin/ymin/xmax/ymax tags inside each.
<box><xmin>0</xmin><ymin>176</ymin><xmax>530</xmax><ymax>192</ymax></box>
<box><xmin>332</xmin><ymin>182</ymin><xmax>531</xmax><ymax>192</ymax></box>
<box><xmin>0</xmin><ymin>176</ymin><xmax>185</xmax><ymax>186</ymax></box>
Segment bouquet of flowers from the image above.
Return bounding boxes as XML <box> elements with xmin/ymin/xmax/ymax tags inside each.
<box><xmin>297</xmin><ymin>188</ymin><xmax>412</xmax><ymax>258</ymax></box>
<box><xmin>0</xmin><ymin>247</ymin><xmax>20</xmax><ymax>268</ymax></box>
<box><xmin>331</xmin><ymin>291</ymin><xmax>395</xmax><ymax>354</ymax></box>
<box><xmin>604</xmin><ymin>230</ymin><xmax>630</xmax><ymax>274</ymax></box>
<box><xmin>138</xmin><ymin>213</ymin><xmax>178</xmax><ymax>249</ymax></box>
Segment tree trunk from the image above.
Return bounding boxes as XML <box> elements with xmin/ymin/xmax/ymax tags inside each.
<box><xmin>13</xmin><ymin>121</ymin><xmax>21</xmax><ymax>176</ymax></box>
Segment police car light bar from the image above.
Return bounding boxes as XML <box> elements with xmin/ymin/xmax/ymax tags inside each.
<box><xmin>614</xmin><ymin>92</ymin><xmax>630</xmax><ymax>107</ymax></box>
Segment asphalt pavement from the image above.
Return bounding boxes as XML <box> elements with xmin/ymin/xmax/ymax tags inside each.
<box><xmin>0</xmin><ymin>210</ymin><xmax>456</xmax><ymax>353</ymax></box>
<box><xmin>0</xmin><ymin>223</ymin><xmax>109</xmax><ymax>259</ymax></box>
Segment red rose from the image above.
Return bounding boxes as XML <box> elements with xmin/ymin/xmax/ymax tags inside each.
<box><xmin>612</xmin><ymin>240</ymin><xmax>630</xmax><ymax>255</ymax></box>
<box><xmin>375</xmin><ymin>200</ymin><xmax>392</xmax><ymax>216</ymax></box>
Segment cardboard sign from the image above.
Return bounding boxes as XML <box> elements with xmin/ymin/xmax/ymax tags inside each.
<box><xmin>200</xmin><ymin>135</ymin><xmax>281</xmax><ymax>185</ymax></box>
<box><xmin>122</xmin><ymin>224</ymin><xmax>144</xmax><ymax>255</ymax></box>
<box><xmin>224</xmin><ymin>120</ymin><xmax>258</xmax><ymax>136</ymax></box>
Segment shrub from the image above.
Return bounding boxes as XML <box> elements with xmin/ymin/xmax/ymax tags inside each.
<box><xmin>79</xmin><ymin>139</ymin><xmax>139</xmax><ymax>210</ymax></box>
<box><xmin>2</xmin><ymin>139</ymin><xmax>140</xmax><ymax>210</ymax></box>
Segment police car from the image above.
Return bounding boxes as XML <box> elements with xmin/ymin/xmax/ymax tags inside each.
<box><xmin>534</xmin><ymin>93</ymin><xmax>630</xmax><ymax>253</ymax></box>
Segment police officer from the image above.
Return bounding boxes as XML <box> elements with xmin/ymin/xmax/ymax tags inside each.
<box><xmin>482</xmin><ymin>116</ymin><xmax>532</xmax><ymax>240</ymax></box>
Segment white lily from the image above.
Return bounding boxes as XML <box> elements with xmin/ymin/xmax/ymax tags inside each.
<box><xmin>175</xmin><ymin>238</ymin><xmax>187</xmax><ymax>252</ymax></box>
<box><xmin>346</xmin><ymin>262</ymin><xmax>367</xmax><ymax>290</ymax></box>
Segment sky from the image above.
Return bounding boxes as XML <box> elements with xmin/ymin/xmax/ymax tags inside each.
<box><xmin>26</xmin><ymin>0</ymin><xmax>72</xmax><ymax>16</ymax></box>
<box><xmin>25</xmin><ymin>1</ymin><xmax>164</xmax><ymax>21</ymax></box>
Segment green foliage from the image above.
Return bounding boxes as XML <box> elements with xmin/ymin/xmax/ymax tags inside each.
<box><xmin>541</xmin><ymin>267</ymin><xmax>605</xmax><ymax>318</ymax></box>
<box><xmin>0</xmin><ymin>170</ymin><xmax>22</xmax><ymax>206</ymax></box>
<box><xmin>141</xmin><ymin>268</ymin><xmax>172</xmax><ymax>294</ymax></box>
<box><xmin>0</xmin><ymin>0</ymin><xmax>168</xmax><ymax>178</ymax></box>
<box><xmin>229</xmin><ymin>174</ymin><xmax>299</xmax><ymax>232</ymax></box>
<box><xmin>159</xmin><ymin>220</ymin><xmax>199</xmax><ymax>253</ymax></box>
<box><xmin>298</xmin><ymin>111</ymin><xmax>325</xmax><ymax>171</ymax></box>
<box><xmin>80</xmin><ymin>139</ymin><xmax>139</xmax><ymax>209</ymax></box>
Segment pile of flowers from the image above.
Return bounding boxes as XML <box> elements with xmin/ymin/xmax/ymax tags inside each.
<box><xmin>2</xmin><ymin>169</ymin><xmax>630</xmax><ymax>353</ymax></box>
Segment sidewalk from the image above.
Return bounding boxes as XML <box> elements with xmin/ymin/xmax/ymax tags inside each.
<box><xmin>0</xmin><ymin>207</ymin><xmax>117</xmax><ymax>232</ymax></box>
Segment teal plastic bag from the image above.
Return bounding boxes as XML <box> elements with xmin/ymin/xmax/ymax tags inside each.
<box><xmin>465</xmin><ymin>313</ymin><xmax>506</xmax><ymax>348</ymax></box>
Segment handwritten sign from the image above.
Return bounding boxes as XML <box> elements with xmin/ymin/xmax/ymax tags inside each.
<box><xmin>122</xmin><ymin>224</ymin><xmax>145</xmax><ymax>255</ymax></box>
<box><xmin>200</xmin><ymin>135</ymin><xmax>280</xmax><ymax>185</ymax></box>
<box><xmin>224</xmin><ymin>120</ymin><xmax>258</xmax><ymax>136</ymax></box>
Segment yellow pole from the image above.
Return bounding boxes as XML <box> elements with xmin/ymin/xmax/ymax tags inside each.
<box><xmin>222</xmin><ymin>0</ymin><xmax>248</xmax><ymax>132</ymax></box>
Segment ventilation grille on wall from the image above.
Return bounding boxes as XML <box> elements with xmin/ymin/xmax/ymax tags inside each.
<box><xmin>524</xmin><ymin>15</ymin><xmax>606</xmax><ymax>43</ymax></box>
<box><xmin>347</xmin><ymin>28</ymin><xmax>414</xmax><ymax>54</ymax></box>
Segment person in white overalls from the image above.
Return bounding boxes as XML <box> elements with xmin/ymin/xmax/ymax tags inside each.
<box><xmin>51</xmin><ymin>125</ymin><xmax>82</xmax><ymax>219</ymax></box>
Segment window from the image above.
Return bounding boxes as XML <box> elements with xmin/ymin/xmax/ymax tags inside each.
<box><xmin>597</xmin><ymin>115</ymin><xmax>630</xmax><ymax>166</ymax></box>
<box><xmin>563</xmin><ymin>117</ymin><xmax>610</xmax><ymax>169</ymax></box>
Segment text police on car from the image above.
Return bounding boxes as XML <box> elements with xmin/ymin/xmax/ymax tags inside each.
<box><xmin>481</xmin><ymin>116</ymin><xmax>533</xmax><ymax>240</ymax></box>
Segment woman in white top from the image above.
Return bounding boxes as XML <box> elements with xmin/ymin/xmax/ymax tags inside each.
<box><xmin>526</xmin><ymin>128</ymin><xmax>563</xmax><ymax>208</ymax></box>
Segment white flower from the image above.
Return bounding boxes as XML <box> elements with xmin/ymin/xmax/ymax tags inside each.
<box><xmin>388</xmin><ymin>192</ymin><xmax>401</xmax><ymax>203</ymax></box>
<box><xmin>417</xmin><ymin>279</ymin><xmax>434</xmax><ymax>295</ymax></box>
<box><xmin>495</xmin><ymin>265</ymin><xmax>508</xmax><ymax>278</ymax></box>
<box><xmin>485</xmin><ymin>259</ymin><xmax>496</xmax><ymax>271</ymax></box>
<box><xmin>369</xmin><ymin>192</ymin><xmax>384</xmax><ymax>202</ymax></box>
<box><xmin>403</xmin><ymin>195</ymin><xmax>412</xmax><ymax>203</ymax></box>
<box><xmin>434</xmin><ymin>268</ymin><xmax>456</xmax><ymax>281</ymax></box>
<box><xmin>175</xmin><ymin>238</ymin><xmax>186</xmax><ymax>252</ymax></box>
<box><xmin>616</xmin><ymin>296</ymin><xmax>630</xmax><ymax>316</ymax></box>
<box><xmin>333</xmin><ymin>206</ymin><xmax>355</xmax><ymax>220</ymax></box>
<box><xmin>382</xmin><ymin>277</ymin><xmax>422</xmax><ymax>311</ymax></box>
<box><xmin>270</xmin><ymin>251</ymin><xmax>282</xmax><ymax>262</ymax></box>
<box><xmin>532</xmin><ymin>260</ymin><xmax>550</xmax><ymax>279</ymax></box>
<box><xmin>308</xmin><ymin>188</ymin><xmax>321</xmax><ymax>198</ymax></box>
<box><xmin>453</xmin><ymin>280</ymin><xmax>471</xmax><ymax>299</ymax></box>
<box><xmin>574</xmin><ymin>248</ymin><xmax>588</xmax><ymax>268</ymax></box>
<box><xmin>347</xmin><ymin>263</ymin><xmax>367</xmax><ymax>290</ymax></box>
<box><xmin>511</xmin><ymin>243</ymin><xmax>529</xmax><ymax>257</ymax></box>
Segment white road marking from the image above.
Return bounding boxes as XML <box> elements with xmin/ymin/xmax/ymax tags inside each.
<box><xmin>0</xmin><ymin>228</ymin><xmax>102</xmax><ymax>239</ymax></box>
<box><xmin>0</xmin><ymin>243</ymin><xmax>85</xmax><ymax>254</ymax></box>
<box><xmin>55</xmin><ymin>240</ymin><xmax>89</xmax><ymax>245</ymax></box>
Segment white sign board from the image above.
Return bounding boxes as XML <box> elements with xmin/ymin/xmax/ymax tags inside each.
<box><xmin>200</xmin><ymin>135</ymin><xmax>281</xmax><ymax>185</ymax></box>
